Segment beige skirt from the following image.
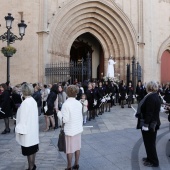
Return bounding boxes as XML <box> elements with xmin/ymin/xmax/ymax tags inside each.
<box><xmin>65</xmin><ymin>133</ymin><xmax>81</xmax><ymax>154</ymax></box>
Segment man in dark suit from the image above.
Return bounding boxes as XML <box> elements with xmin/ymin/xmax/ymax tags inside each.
<box><xmin>110</xmin><ymin>81</ymin><xmax>118</xmax><ymax>106</ymax></box>
<box><xmin>136</xmin><ymin>81</ymin><xmax>161</xmax><ymax>167</ymax></box>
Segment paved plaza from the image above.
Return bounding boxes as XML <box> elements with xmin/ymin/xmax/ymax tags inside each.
<box><xmin>0</xmin><ymin>104</ymin><xmax>170</xmax><ymax>170</ymax></box>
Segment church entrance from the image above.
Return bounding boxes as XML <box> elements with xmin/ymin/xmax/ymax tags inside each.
<box><xmin>161</xmin><ymin>50</ymin><xmax>170</xmax><ymax>83</ymax></box>
<box><xmin>70</xmin><ymin>33</ymin><xmax>104</xmax><ymax>82</ymax></box>
<box><xmin>45</xmin><ymin>33</ymin><xmax>104</xmax><ymax>84</ymax></box>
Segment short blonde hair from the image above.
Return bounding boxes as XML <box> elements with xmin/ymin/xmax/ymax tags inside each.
<box><xmin>21</xmin><ymin>83</ymin><xmax>34</xmax><ymax>96</ymax></box>
<box><xmin>66</xmin><ymin>85</ymin><xmax>78</xmax><ymax>97</ymax></box>
<box><xmin>146</xmin><ymin>81</ymin><xmax>158</xmax><ymax>92</ymax></box>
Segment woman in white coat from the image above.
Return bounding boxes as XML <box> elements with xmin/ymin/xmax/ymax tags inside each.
<box><xmin>15</xmin><ymin>83</ymin><xmax>39</xmax><ymax>170</ymax></box>
<box><xmin>57</xmin><ymin>85</ymin><xmax>83</xmax><ymax>170</ymax></box>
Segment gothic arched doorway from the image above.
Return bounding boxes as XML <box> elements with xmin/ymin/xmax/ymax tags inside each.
<box><xmin>70</xmin><ymin>33</ymin><xmax>104</xmax><ymax>82</ymax></box>
<box><xmin>161</xmin><ymin>50</ymin><xmax>170</xmax><ymax>83</ymax></box>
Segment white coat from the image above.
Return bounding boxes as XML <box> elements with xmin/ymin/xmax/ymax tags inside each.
<box><xmin>58</xmin><ymin>97</ymin><xmax>83</xmax><ymax>136</ymax></box>
<box><xmin>15</xmin><ymin>97</ymin><xmax>39</xmax><ymax>147</ymax></box>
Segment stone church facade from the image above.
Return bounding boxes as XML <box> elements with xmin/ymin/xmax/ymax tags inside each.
<box><xmin>0</xmin><ymin>0</ymin><xmax>170</xmax><ymax>85</ymax></box>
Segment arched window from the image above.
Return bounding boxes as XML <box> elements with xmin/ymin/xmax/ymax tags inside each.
<box><xmin>161</xmin><ymin>50</ymin><xmax>170</xmax><ymax>83</ymax></box>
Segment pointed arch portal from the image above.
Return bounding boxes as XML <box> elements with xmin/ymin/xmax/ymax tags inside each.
<box><xmin>48</xmin><ymin>0</ymin><xmax>137</xmax><ymax>80</ymax></box>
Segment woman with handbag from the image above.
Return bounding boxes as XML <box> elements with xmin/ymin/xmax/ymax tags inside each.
<box><xmin>136</xmin><ymin>81</ymin><xmax>161</xmax><ymax>167</ymax></box>
<box><xmin>15</xmin><ymin>83</ymin><xmax>39</xmax><ymax>170</ymax></box>
<box><xmin>57</xmin><ymin>85</ymin><xmax>83</xmax><ymax>170</ymax></box>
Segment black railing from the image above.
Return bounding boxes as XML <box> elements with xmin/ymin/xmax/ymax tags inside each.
<box><xmin>126</xmin><ymin>57</ymin><xmax>142</xmax><ymax>87</ymax></box>
<box><xmin>45</xmin><ymin>57</ymin><xmax>91</xmax><ymax>84</ymax></box>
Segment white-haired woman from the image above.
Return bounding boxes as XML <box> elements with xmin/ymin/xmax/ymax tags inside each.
<box><xmin>136</xmin><ymin>81</ymin><xmax>161</xmax><ymax>167</ymax></box>
<box><xmin>57</xmin><ymin>85</ymin><xmax>83</xmax><ymax>170</ymax></box>
<box><xmin>15</xmin><ymin>83</ymin><xmax>39</xmax><ymax>170</ymax></box>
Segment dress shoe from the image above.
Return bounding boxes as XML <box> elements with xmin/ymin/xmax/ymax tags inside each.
<box><xmin>72</xmin><ymin>164</ymin><xmax>79</xmax><ymax>170</ymax></box>
<box><xmin>32</xmin><ymin>165</ymin><xmax>36</xmax><ymax>170</ymax></box>
<box><xmin>26</xmin><ymin>164</ymin><xmax>36</xmax><ymax>170</ymax></box>
<box><xmin>65</xmin><ymin>168</ymin><xmax>72</xmax><ymax>170</ymax></box>
<box><xmin>143</xmin><ymin>161</ymin><xmax>159</xmax><ymax>167</ymax></box>
<box><xmin>1</xmin><ymin>129</ymin><xmax>10</xmax><ymax>134</ymax></box>
<box><xmin>54</xmin><ymin>126</ymin><xmax>58</xmax><ymax>129</ymax></box>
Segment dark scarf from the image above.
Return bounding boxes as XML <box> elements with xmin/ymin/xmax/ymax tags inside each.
<box><xmin>135</xmin><ymin>92</ymin><xmax>153</xmax><ymax>118</ymax></box>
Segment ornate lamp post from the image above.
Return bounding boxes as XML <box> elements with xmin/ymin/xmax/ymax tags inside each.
<box><xmin>0</xmin><ymin>13</ymin><xmax>27</xmax><ymax>82</ymax></box>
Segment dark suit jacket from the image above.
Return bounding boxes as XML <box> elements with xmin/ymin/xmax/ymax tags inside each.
<box><xmin>137</xmin><ymin>93</ymin><xmax>161</xmax><ymax>129</ymax></box>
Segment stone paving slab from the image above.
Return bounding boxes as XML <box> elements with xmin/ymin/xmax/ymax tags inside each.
<box><xmin>0</xmin><ymin>104</ymin><xmax>170</xmax><ymax>170</ymax></box>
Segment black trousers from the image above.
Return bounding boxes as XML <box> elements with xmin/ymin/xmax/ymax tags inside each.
<box><xmin>141</xmin><ymin>130</ymin><xmax>159</xmax><ymax>166</ymax></box>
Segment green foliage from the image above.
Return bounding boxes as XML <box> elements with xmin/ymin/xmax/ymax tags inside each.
<box><xmin>1</xmin><ymin>46</ymin><xmax>17</xmax><ymax>56</ymax></box>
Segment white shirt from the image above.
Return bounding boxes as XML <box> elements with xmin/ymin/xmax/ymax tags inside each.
<box><xmin>15</xmin><ymin>97</ymin><xmax>39</xmax><ymax>147</ymax></box>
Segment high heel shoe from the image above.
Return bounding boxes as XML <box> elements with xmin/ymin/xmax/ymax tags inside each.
<box><xmin>72</xmin><ymin>164</ymin><xmax>79</xmax><ymax>170</ymax></box>
<box><xmin>1</xmin><ymin>128</ymin><xmax>10</xmax><ymax>134</ymax></box>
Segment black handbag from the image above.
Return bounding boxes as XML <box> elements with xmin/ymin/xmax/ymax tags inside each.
<box><xmin>57</xmin><ymin>119</ymin><xmax>66</xmax><ymax>152</ymax></box>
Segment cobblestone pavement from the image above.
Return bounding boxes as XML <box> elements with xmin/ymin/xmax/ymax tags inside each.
<box><xmin>0</xmin><ymin>104</ymin><xmax>170</xmax><ymax>170</ymax></box>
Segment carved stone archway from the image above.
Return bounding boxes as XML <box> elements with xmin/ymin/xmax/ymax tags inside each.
<box><xmin>48</xmin><ymin>0</ymin><xmax>137</xmax><ymax>79</ymax></box>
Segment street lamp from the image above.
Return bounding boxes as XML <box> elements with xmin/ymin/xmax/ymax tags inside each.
<box><xmin>0</xmin><ymin>13</ymin><xmax>27</xmax><ymax>82</ymax></box>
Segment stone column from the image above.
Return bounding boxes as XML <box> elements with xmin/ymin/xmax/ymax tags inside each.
<box><xmin>37</xmin><ymin>0</ymin><xmax>48</xmax><ymax>83</ymax></box>
<box><xmin>137</xmin><ymin>0</ymin><xmax>145</xmax><ymax>81</ymax></box>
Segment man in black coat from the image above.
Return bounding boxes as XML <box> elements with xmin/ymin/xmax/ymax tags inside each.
<box><xmin>110</xmin><ymin>81</ymin><xmax>118</xmax><ymax>106</ymax></box>
<box><xmin>136</xmin><ymin>81</ymin><xmax>161</xmax><ymax>167</ymax></box>
<box><xmin>32</xmin><ymin>84</ymin><xmax>42</xmax><ymax>116</ymax></box>
<box><xmin>136</xmin><ymin>81</ymin><xmax>145</xmax><ymax>103</ymax></box>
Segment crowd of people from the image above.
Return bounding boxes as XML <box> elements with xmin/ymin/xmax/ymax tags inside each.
<box><xmin>0</xmin><ymin>79</ymin><xmax>170</xmax><ymax>169</ymax></box>
<box><xmin>0</xmin><ymin>79</ymin><xmax>170</xmax><ymax>135</ymax></box>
